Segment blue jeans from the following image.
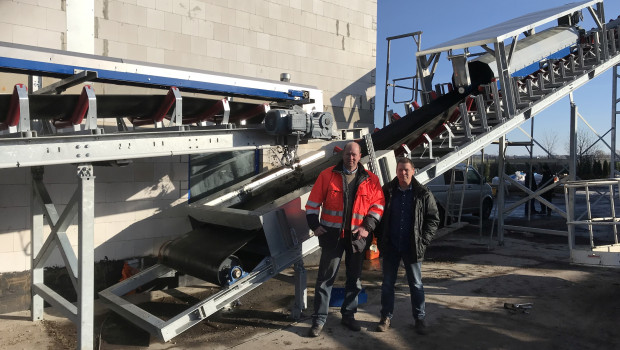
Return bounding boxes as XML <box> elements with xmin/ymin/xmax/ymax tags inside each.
<box><xmin>312</xmin><ymin>238</ymin><xmax>363</xmax><ymax>325</ymax></box>
<box><xmin>380</xmin><ymin>245</ymin><xmax>425</xmax><ymax>320</ymax></box>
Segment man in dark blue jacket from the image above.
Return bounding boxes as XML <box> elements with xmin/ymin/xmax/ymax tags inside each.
<box><xmin>375</xmin><ymin>157</ymin><xmax>440</xmax><ymax>335</ymax></box>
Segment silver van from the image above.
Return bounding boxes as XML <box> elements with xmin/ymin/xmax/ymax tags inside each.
<box><xmin>426</xmin><ymin>165</ymin><xmax>494</xmax><ymax>223</ymax></box>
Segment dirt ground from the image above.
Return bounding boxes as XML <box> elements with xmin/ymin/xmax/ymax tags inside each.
<box><xmin>0</xmin><ymin>218</ymin><xmax>619</xmax><ymax>350</ymax></box>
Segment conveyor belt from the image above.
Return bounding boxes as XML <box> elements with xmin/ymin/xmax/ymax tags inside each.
<box><xmin>0</xmin><ymin>94</ymin><xmax>269</xmax><ymax>125</ymax></box>
<box><xmin>158</xmin><ymin>223</ymin><xmax>265</xmax><ymax>285</ymax></box>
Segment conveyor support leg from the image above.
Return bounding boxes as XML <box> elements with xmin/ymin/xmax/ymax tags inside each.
<box><xmin>77</xmin><ymin>164</ymin><xmax>95</xmax><ymax>350</ymax></box>
<box><xmin>291</xmin><ymin>260</ymin><xmax>307</xmax><ymax>319</ymax></box>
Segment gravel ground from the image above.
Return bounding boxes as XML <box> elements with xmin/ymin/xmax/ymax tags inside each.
<box><xmin>1</xmin><ymin>217</ymin><xmax>618</xmax><ymax>350</ymax></box>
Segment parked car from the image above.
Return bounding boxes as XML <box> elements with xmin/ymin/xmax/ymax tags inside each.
<box><xmin>426</xmin><ymin>165</ymin><xmax>494</xmax><ymax>224</ymax></box>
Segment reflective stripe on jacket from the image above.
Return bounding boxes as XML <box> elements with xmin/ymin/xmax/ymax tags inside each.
<box><xmin>305</xmin><ymin>163</ymin><xmax>385</xmax><ymax>232</ymax></box>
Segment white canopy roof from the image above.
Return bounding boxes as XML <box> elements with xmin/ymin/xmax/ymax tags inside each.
<box><xmin>417</xmin><ymin>0</ymin><xmax>600</xmax><ymax>56</ymax></box>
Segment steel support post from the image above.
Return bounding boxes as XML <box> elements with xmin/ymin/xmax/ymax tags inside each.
<box><xmin>291</xmin><ymin>260</ymin><xmax>307</xmax><ymax>319</ymax></box>
<box><xmin>416</xmin><ymin>54</ymin><xmax>438</xmax><ymax>106</ymax></box>
<box><xmin>612</xmin><ymin>65</ymin><xmax>619</xmax><ymax>177</ymax></box>
<box><xmin>568</xmin><ymin>97</ymin><xmax>578</xmax><ymax>250</ymax></box>
<box><xmin>31</xmin><ymin>167</ymin><xmax>44</xmax><ymax>322</ymax></box>
<box><xmin>494</xmin><ymin>41</ymin><xmax>517</xmax><ymax>118</ymax></box>
<box><xmin>497</xmin><ymin>136</ymin><xmax>506</xmax><ymax>245</ymax></box>
<box><xmin>77</xmin><ymin>164</ymin><xmax>95</xmax><ymax>350</ymax></box>
<box><xmin>597</xmin><ymin>3</ymin><xmax>608</xmax><ymax>60</ymax></box>
<box><xmin>527</xmin><ymin>117</ymin><xmax>535</xmax><ymax>219</ymax></box>
<box><xmin>383</xmin><ymin>39</ymin><xmax>393</xmax><ymax>128</ymax></box>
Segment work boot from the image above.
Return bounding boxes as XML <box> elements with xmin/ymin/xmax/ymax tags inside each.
<box><xmin>308</xmin><ymin>322</ymin><xmax>323</xmax><ymax>337</ymax></box>
<box><xmin>376</xmin><ymin>316</ymin><xmax>390</xmax><ymax>332</ymax></box>
<box><xmin>415</xmin><ymin>319</ymin><xmax>428</xmax><ymax>335</ymax></box>
<box><xmin>341</xmin><ymin>317</ymin><xmax>361</xmax><ymax>331</ymax></box>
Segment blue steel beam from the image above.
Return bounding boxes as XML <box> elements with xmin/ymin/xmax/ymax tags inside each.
<box><xmin>0</xmin><ymin>41</ymin><xmax>308</xmax><ymax>101</ymax></box>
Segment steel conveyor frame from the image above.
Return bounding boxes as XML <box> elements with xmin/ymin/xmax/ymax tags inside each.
<box><xmin>98</xmin><ymin>202</ymin><xmax>320</xmax><ymax>342</ymax></box>
<box><xmin>99</xmin><ymin>226</ymin><xmax>319</xmax><ymax>342</ymax></box>
<box><xmin>0</xmin><ymin>126</ymin><xmax>275</xmax><ymax>169</ymax></box>
<box><xmin>0</xmin><ymin>39</ymin><xmax>330</xmax><ymax>350</ymax></box>
<box><xmin>31</xmin><ymin>164</ymin><xmax>96</xmax><ymax>348</ymax></box>
<box><xmin>403</xmin><ymin>1</ymin><xmax>620</xmax><ymax>242</ymax></box>
<box><xmin>381</xmin><ymin>1</ymin><xmax>620</xmax><ymax>254</ymax></box>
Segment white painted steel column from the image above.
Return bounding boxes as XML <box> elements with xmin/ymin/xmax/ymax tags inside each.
<box><xmin>77</xmin><ymin>164</ymin><xmax>95</xmax><ymax>350</ymax></box>
<box><xmin>497</xmin><ymin>136</ymin><xmax>506</xmax><ymax>245</ymax></box>
<box><xmin>31</xmin><ymin>167</ymin><xmax>44</xmax><ymax>322</ymax></box>
<box><xmin>494</xmin><ymin>41</ymin><xmax>517</xmax><ymax>118</ymax></box>
<box><xmin>568</xmin><ymin>96</ymin><xmax>578</xmax><ymax>251</ymax></box>
<box><xmin>292</xmin><ymin>260</ymin><xmax>307</xmax><ymax>319</ymax></box>
<box><xmin>612</xmin><ymin>65</ymin><xmax>619</xmax><ymax>177</ymax></box>
<box><xmin>528</xmin><ymin>116</ymin><xmax>535</xmax><ymax>219</ymax></box>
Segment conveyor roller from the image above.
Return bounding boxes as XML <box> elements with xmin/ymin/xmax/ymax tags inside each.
<box><xmin>158</xmin><ymin>224</ymin><xmax>262</xmax><ymax>286</ymax></box>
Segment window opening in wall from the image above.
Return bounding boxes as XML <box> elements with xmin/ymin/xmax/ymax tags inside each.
<box><xmin>188</xmin><ymin>150</ymin><xmax>258</xmax><ymax>203</ymax></box>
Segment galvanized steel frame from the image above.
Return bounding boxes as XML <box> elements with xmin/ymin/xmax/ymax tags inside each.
<box><xmin>31</xmin><ymin>164</ymin><xmax>95</xmax><ymax>349</ymax></box>
<box><xmin>0</xmin><ymin>41</ymin><xmax>328</xmax><ymax>350</ymax></box>
<box><xmin>563</xmin><ymin>179</ymin><xmax>620</xmax><ymax>266</ymax></box>
<box><xmin>0</xmin><ymin>127</ymin><xmax>278</xmax><ymax>169</ymax></box>
<box><xmin>98</xmin><ymin>210</ymin><xmax>320</xmax><ymax>342</ymax></box>
<box><xmin>612</xmin><ymin>65</ymin><xmax>620</xmax><ymax>177</ymax></box>
<box><xmin>413</xmin><ymin>4</ymin><xmax>620</xmax><ymax>245</ymax></box>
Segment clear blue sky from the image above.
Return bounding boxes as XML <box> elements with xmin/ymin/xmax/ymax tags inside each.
<box><xmin>375</xmin><ymin>0</ymin><xmax>620</xmax><ymax>157</ymax></box>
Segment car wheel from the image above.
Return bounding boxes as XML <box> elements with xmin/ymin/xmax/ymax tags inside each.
<box><xmin>481</xmin><ymin>198</ymin><xmax>493</xmax><ymax>220</ymax></box>
<box><xmin>437</xmin><ymin>205</ymin><xmax>452</xmax><ymax>227</ymax></box>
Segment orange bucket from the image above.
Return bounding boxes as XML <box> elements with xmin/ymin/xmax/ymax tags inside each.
<box><xmin>365</xmin><ymin>237</ymin><xmax>380</xmax><ymax>260</ymax></box>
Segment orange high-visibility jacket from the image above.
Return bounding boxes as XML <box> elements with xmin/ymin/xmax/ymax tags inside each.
<box><xmin>306</xmin><ymin>163</ymin><xmax>385</xmax><ymax>232</ymax></box>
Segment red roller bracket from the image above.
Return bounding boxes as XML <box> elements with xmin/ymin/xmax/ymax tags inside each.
<box><xmin>1</xmin><ymin>84</ymin><xmax>27</xmax><ymax>130</ymax></box>
<box><xmin>132</xmin><ymin>86</ymin><xmax>180</xmax><ymax>126</ymax></box>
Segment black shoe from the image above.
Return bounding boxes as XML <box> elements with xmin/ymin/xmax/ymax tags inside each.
<box><xmin>376</xmin><ymin>316</ymin><xmax>390</xmax><ymax>332</ymax></box>
<box><xmin>308</xmin><ymin>322</ymin><xmax>323</xmax><ymax>337</ymax></box>
<box><xmin>415</xmin><ymin>319</ymin><xmax>428</xmax><ymax>335</ymax></box>
<box><xmin>341</xmin><ymin>317</ymin><xmax>361</xmax><ymax>331</ymax></box>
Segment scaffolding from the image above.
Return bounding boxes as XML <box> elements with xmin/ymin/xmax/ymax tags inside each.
<box><xmin>564</xmin><ymin>179</ymin><xmax>620</xmax><ymax>266</ymax></box>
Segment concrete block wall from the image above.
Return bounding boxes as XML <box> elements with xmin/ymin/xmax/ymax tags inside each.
<box><xmin>0</xmin><ymin>0</ymin><xmax>377</xmax><ymax>128</ymax></box>
<box><xmin>0</xmin><ymin>1</ymin><xmax>66</xmax><ymax>50</ymax></box>
<box><xmin>0</xmin><ymin>157</ymin><xmax>191</xmax><ymax>273</ymax></box>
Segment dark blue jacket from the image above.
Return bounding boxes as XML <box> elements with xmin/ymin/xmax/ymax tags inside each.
<box><xmin>376</xmin><ymin>177</ymin><xmax>440</xmax><ymax>261</ymax></box>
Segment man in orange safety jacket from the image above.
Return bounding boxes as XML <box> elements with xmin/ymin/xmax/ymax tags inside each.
<box><xmin>305</xmin><ymin>141</ymin><xmax>385</xmax><ymax>337</ymax></box>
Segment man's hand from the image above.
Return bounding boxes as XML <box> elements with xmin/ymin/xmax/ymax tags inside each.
<box><xmin>352</xmin><ymin>226</ymin><xmax>369</xmax><ymax>239</ymax></box>
<box><xmin>313</xmin><ymin>226</ymin><xmax>327</xmax><ymax>237</ymax></box>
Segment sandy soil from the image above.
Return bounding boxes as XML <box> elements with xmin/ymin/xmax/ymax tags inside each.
<box><xmin>0</xmin><ymin>221</ymin><xmax>618</xmax><ymax>350</ymax></box>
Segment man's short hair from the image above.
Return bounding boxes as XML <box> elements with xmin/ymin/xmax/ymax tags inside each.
<box><xmin>397</xmin><ymin>157</ymin><xmax>415</xmax><ymax>168</ymax></box>
<box><xmin>344</xmin><ymin>141</ymin><xmax>360</xmax><ymax>153</ymax></box>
